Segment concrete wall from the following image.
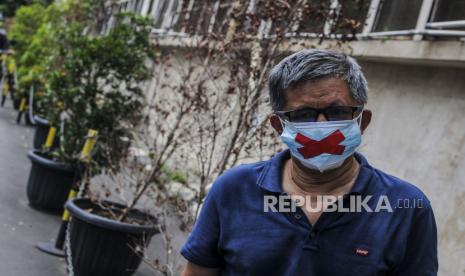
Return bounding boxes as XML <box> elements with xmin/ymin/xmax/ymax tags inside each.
<box><xmin>141</xmin><ymin>52</ymin><xmax>465</xmax><ymax>275</ymax></box>
<box><xmin>359</xmin><ymin>61</ymin><xmax>465</xmax><ymax>276</ymax></box>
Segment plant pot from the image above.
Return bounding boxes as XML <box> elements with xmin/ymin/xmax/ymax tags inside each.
<box><xmin>25</xmin><ymin>113</ymin><xmax>33</xmax><ymax>126</ymax></box>
<box><xmin>33</xmin><ymin>116</ymin><xmax>49</xmax><ymax>149</ymax></box>
<box><xmin>65</xmin><ymin>198</ymin><xmax>159</xmax><ymax>276</ymax></box>
<box><xmin>13</xmin><ymin>97</ymin><xmax>20</xmax><ymax>110</ymax></box>
<box><xmin>26</xmin><ymin>150</ymin><xmax>77</xmax><ymax>213</ymax></box>
<box><xmin>33</xmin><ymin>115</ymin><xmax>59</xmax><ymax>149</ymax></box>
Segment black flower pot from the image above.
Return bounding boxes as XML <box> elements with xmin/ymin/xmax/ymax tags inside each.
<box><xmin>13</xmin><ymin>97</ymin><xmax>20</xmax><ymax>110</ymax></box>
<box><xmin>32</xmin><ymin>116</ymin><xmax>59</xmax><ymax>149</ymax></box>
<box><xmin>65</xmin><ymin>198</ymin><xmax>159</xmax><ymax>276</ymax></box>
<box><xmin>25</xmin><ymin>113</ymin><xmax>33</xmax><ymax>126</ymax></box>
<box><xmin>26</xmin><ymin>150</ymin><xmax>77</xmax><ymax>213</ymax></box>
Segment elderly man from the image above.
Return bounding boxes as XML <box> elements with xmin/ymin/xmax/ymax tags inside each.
<box><xmin>181</xmin><ymin>49</ymin><xmax>438</xmax><ymax>275</ymax></box>
<box><xmin>0</xmin><ymin>16</ymin><xmax>7</xmax><ymax>51</ymax></box>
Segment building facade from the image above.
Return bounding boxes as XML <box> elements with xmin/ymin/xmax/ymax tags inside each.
<box><xmin>116</xmin><ymin>1</ymin><xmax>465</xmax><ymax>274</ymax></box>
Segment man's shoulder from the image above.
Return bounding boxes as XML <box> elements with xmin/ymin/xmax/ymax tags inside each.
<box><xmin>209</xmin><ymin>160</ymin><xmax>269</xmax><ymax>196</ymax></box>
<box><xmin>371</xmin><ymin>167</ymin><xmax>431</xmax><ymax>205</ymax></box>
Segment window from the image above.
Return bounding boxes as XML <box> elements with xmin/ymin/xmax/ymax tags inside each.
<box><xmin>171</xmin><ymin>0</ymin><xmax>192</xmax><ymax>32</ymax></box>
<box><xmin>135</xmin><ymin>0</ymin><xmax>145</xmax><ymax>14</ymax></box>
<box><xmin>297</xmin><ymin>0</ymin><xmax>331</xmax><ymax>34</ymax></box>
<box><xmin>195</xmin><ymin>1</ymin><xmax>216</xmax><ymax>36</ymax></box>
<box><xmin>120</xmin><ymin>2</ymin><xmax>129</xmax><ymax>12</ymax></box>
<box><xmin>294</xmin><ymin>0</ymin><xmax>371</xmax><ymax>37</ymax></box>
<box><xmin>181</xmin><ymin>2</ymin><xmax>206</xmax><ymax>34</ymax></box>
<box><xmin>431</xmin><ymin>0</ymin><xmax>465</xmax><ymax>22</ymax></box>
<box><xmin>145</xmin><ymin>0</ymin><xmax>465</xmax><ymax>39</ymax></box>
<box><xmin>152</xmin><ymin>0</ymin><xmax>182</xmax><ymax>30</ymax></box>
<box><xmin>211</xmin><ymin>2</ymin><xmax>233</xmax><ymax>37</ymax></box>
<box><xmin>335</xmin><ymin>0</ymin><xmax>371</xmax><ymax>34</ymax></box>
<box><xmin>166</xmin><ymin>0</ymin><xmax>181</xmax><ymax>29</ymax></box>
<box><xmin>154</xmin><ymin>0</ymin><xmax>171</xmax><ymax>29</ymax></box>
<box><xmin>169</xmin><ymin>0</ymin><xmax>232</xmax><ymax>36</ymax></box>
<box><xmin>373</xmin><ymin>0</ymin><xmax>423</xmax><ymax>31</ymax></box>
<box><xmin>147</xmin><ymin>0</ymin><xmax>156</xmax><ymax>15</ymax></box>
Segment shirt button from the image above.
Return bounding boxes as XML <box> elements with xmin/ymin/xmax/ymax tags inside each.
<box><xmin>309</xmin><ymin>231</ymin><xmax>316</xmax><ymax>238</ymax></box>
<box><xmin>294</xmin><ymin>214</ymin><xmax>302</xmax><ymax>220</ymax></box>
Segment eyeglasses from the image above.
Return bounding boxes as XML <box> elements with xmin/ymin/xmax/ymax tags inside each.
<box><xmin>275</xmin><ymin>105</ymin><xmax>363</xmax><ymax>122</ymax></box>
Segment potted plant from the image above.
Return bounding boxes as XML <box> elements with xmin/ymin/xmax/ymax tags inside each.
<box><xmin>65</xmin><ymin>197</ymin><xmax>159</xmax><ymax>276</ymax></box>
<box><xmin>25</xmin><ymin>0</ymin><xmax>153</xmax><ymax>216</ymax></box>
<box><xmin>9</xmin><ymin>3</ymin><xmax>59</xmax><ymax>144</ymax></box>
<box><xmin>40</xmin><ymin>1</ymin><xmax>160</xmax><ymax>274</ymax></box>
<box><xmin>1</xmin><ymin>50</ymin><xmax>18</xmax><ymax>109</ymax></box>
<box><xmin>19</xmin><ymin>1</ymin><xmax>78</xmax><ymax>212</ymax></box>
<box><xmin>64</xmin><ymin>129</ymin><xmax>176</xmax><ymax>275</ymax></box>
<box><xmin>27</xmin><ymin>150</ymin><xmax>78</xmax><ymax>213</ymax></box>
<box><xmin>28</xmin><ymin>4</ymin><xmax>156</xmax><ymax>275</ymax></box>
<box><xmin>31</xmin><ymin>114</ymin><xmax>54</xmax><ymax>148</ymax></box>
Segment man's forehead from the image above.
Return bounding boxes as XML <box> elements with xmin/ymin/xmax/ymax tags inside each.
<box><xmin>285</xmin><ymin>77</ymin><xmax>354</xmax><ymax>109</ymax></box>
<box><xmin>289</xmin><ymin>77</ymin><xmax>349</xmax><ymax>93</ymax></box>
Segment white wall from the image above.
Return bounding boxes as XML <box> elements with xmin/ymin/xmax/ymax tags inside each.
<box><xmin>359</xmin><ymin>61</ymin><xmax>465</xmax><ymax>276</ymax></box>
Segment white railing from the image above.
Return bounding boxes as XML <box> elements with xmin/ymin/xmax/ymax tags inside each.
<box><xmin>113</xmin><ymin>0</ymin><xmax>465</xmax><ymax>40</ymax></box>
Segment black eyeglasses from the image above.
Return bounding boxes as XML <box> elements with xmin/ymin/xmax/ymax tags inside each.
<box><xmin>275</xmin><ymin>105</ymin><xmax>363</xmax><ymax>122</ymax></box>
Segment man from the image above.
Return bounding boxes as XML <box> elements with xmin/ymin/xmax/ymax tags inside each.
<box><xmin>0</xmin><ymin>14</ymin><xmax>8</xmax><ymax>51</ymax></box>
<box><xmin>181</xmin><ymin>49</ymin><xmax>438</xmax><ymax>275</ymax></box>
<box><xmin>0</xmin><ymin>14</ymin><xmax>8</xmax><ymax>84</ymax></box>
<box><xmin>0</xmin><ymin>30</ymin><xmax>6</xmax><ymax>51</ymax></box>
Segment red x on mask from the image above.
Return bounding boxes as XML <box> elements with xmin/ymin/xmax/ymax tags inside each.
<box><xmin>295</xmin><ymin>130</ymin><xmax>346</xmax><ymax>159</ymax></box>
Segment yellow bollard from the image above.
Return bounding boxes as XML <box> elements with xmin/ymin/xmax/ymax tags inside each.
<box><xmin>37</xmin><ymin>129</ymin><xmax>99</xmax><ymax>257</ymax></box>
<box><xmin>44</xmin><ymin>127</ymin><xmax>57</xmax><ymax>149</ymax></box>
<box><xmin>1</xmin><ymin>71</ymin><xmax>7</xmax><ymax>106</ymax></box>
<box><xmin>7</xmin><ymin>58</ymin><xmax>16</xmax><ymax>75</ymax></box>
<box><xmin>36</xmin><ymin>188</ymin><xmax>77</xmax><ymax>256</ymax></box>
<box><xmin>18</xmin><ymin>97</ymin><xmax>26</xmax><ymax>112</ymax></box>
<box><xmin>80</xmin><ymin>129</ymin><xmax>98</xmax><ymax>162</ymax></box>
<box><xmin>16</xmin><ymin>97</ymin><xmax>28</xmax><ymax>124</ymax></box>
<box><xmin>61</xmin><ymin>189</ymin><xmax>78</xmax><ymax>221</ymax></box>
<box><xmin>3</xmin><ymin>82</ymin><xmax>8</xmax><ymax>96</ymax></box>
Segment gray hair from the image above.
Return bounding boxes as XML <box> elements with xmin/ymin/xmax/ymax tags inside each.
<box><xmin>268</xmin><ymin>49</ymin><xmax>368</xmax><ymax>111</ymax></box>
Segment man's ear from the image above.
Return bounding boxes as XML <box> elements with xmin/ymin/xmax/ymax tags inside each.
<box><xmin>360</xmin><ymin>109</ymin><xmax>372</xmax><ymax>134</ymax></box>
<box><xmin>270</xmin><ymin>114</ymin><xmax>283</xmax><ymax>135</ymax></box>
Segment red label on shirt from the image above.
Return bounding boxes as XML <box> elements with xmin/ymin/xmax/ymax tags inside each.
<box><xmin>355</xmin><ymin>248</ymin><xmax>369</xmax><ymax>256</ymax></box>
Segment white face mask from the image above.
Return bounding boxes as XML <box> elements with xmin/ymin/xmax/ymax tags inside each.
<box><xmin>279</xmin><ymin>113</ymin><xmax>363</xmax><ymax>172</ymax></box>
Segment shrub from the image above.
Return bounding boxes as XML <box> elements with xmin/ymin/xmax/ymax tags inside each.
<box><xmin>42</xmin><ymin>1</ymin><xmax>154</xmax><ymax>172</ymax></box>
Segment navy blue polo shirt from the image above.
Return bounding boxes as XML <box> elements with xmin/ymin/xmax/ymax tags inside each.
<box><xmin>181</xmin><ymin>150</ymin><xmax>438</xmax><ymax>275</ymax></box>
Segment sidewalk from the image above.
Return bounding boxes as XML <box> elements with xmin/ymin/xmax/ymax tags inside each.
<box><xmin>0</xmin><ymin>103</ymin><xmax>154</xmax><ymax>276</ymax></box>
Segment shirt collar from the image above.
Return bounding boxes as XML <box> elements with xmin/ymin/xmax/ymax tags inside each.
<box><xmin>256</xmin><ymin>149</ymin><xmax>374</xmax><ymax>195</ymax></box>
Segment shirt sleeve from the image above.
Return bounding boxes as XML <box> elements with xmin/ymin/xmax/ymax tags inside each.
<box><xmin>180</xmin><ymin>183</ymin><xmax>223</xmax><ymax>268</ymax></box>
<box><xmin>390</xmin><ymin>200</ymin><xmax>438</xmax><ymax>275</ymax></box>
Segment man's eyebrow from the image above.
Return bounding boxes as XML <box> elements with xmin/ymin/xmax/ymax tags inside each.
<box><xmin>288</xmin><ymin>101</ymin><xmax>345</xmax><ymax>110</ymax></box>
<box><xmin>328</xmin><ymin>101</ymin><xmax>344</xmax><ymax>106</ymax></box>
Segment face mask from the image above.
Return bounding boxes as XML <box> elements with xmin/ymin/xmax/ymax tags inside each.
<box><xmin>279</xmin><ymin>113</ymin><xmax>363</xmax><ymax>172</ymax></box>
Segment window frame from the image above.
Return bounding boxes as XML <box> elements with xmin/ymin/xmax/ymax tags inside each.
<box><xmin>148</xmin><ymin>0</ymin><xmax>235</xmax><ymax>37</ymax></box>
<box><xmin>119</xmin><ymin>0</ymin><xmax>465</xmax><ymax>40</ymax></box>
<box><xmin>363</xmin><ymin>0</ymin><xmax>465</xmax><ymax>39</ymax></box>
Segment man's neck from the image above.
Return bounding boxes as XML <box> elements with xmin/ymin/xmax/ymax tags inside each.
<box><xmin>286</xmin><ymin>155</ymin><xmax>360</xmax><ymax>195</ymax></box>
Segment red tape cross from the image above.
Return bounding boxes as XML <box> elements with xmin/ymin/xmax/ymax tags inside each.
<box><xmin>295</xmin><ymin>130</ymin><xmax>346</xmax><ymax>159</ymax></box>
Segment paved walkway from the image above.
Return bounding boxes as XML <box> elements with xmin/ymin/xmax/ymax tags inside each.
<box><xmin>0</xmin><ymin>102</ymin><xmax>153</xmax><ymax>275</ymax></box>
